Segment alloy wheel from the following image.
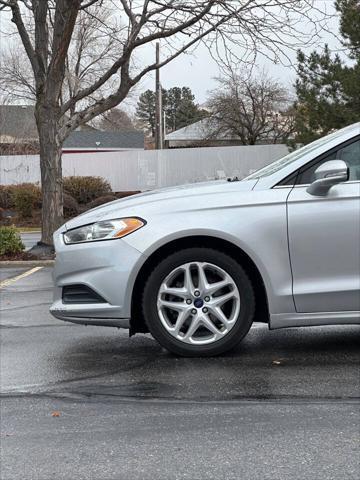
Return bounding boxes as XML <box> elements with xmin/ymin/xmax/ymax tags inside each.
<box><xmin>157</xmin><ymin>261</ymin><xmax>240</xmax><ymax>345</ymax></box>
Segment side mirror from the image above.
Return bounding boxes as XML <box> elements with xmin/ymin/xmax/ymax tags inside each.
<box><xmin>306</xmin><ymin>160</ymin><xmax>349</xmax><ymax>196</ymax></box>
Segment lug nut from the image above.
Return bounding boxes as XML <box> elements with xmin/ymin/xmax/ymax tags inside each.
<box><xmin>186</xmin><ymin>299</ymin><xmax>192</xmax><ymax>305</ymax></box>
<box><xmin>191</xmin><ymin>309</ymin><xmax>197</xmax><ymax>315</ymax></box>
<box><xmin>204</xmin><ymin>296</ymin><xmax>210</xmax><ymax>302</ymax></box>
<box><xmin>194</xmin><ymin>290</ymin><xmax>200</xmax><ymax>297</ymax></box>
<box><xmin>202</xmin><ymin>307</ymin><xmax>208</xmax><ymax>313</ymax></box>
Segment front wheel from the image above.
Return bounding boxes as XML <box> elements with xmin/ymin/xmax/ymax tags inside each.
<box><xmin>142</xmin><ymin>248</ymin><xmax>255</xmax><ymax>357</ymax></box>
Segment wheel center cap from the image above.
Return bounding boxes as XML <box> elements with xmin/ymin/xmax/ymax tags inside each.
<box><xmin>194</xmin><ymin>298</ymin><xmax>204</xmax><ymax>308</ymax></box>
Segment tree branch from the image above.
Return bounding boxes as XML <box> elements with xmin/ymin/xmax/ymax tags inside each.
<box><xmin>130</xmin><ymin>7</ymin><xmax>237</xmax><ymax>87</ymax></box>
<box><xmin>8</xmin><ymin>0</ymin><xmax>39</xmax><ymax>76</ymax></box>
<box><xmin>134</xmin><ymin>1</ymin><xmax>215</xmax><ymax>47</ymax></box>
<box><xmin>60</xmin><ymin>53</ymin><xmax>128</xmax><ymax>114</ymax></box>
<box><xmin>119</xmin><ymin>0</ymin><xmax>137</xmax><ymax>27</ymax></box>
<box><xmin>47</xmin><ymin>0</ymin><xmax>81</xmax><ymax>102</ymax></box>
<box><xmin>80</xmin><ymin>0</ymin><xmax>103</xmax><ymax>10</ymax></box>
<box><xmin>33</xmin><ymin>0</ymin><xmax>49</xmax><ymax>84</ymax></box>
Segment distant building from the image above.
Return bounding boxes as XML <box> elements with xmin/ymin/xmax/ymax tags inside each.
<box><xmin>164</xmin><ymin>119</ymin><xmax>239</xmax><ymax>149</ymax></box>
<box><xmin>62</xmin><ymin>131</ymin><xmax>144</xmax><ymax>153</ymax></box>
<box><xmin>0</xmin><ymin>105</ymin><xmax>39</xmax><ymax>154</ymax></box>
<box><xmin>165</xmin><ymin>115</ymin><xmax>294</xmax><ymax>149</ymax></box>
<box><xmin>0</xmin><ymin>105</ymin><xmax>144</xmax><ymax>154</ymax></box>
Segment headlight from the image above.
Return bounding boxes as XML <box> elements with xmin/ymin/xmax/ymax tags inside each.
<box><xmin>63</xmin><ymin>218</ymin><xmax>145</xmax><ymax>244</ymax></box>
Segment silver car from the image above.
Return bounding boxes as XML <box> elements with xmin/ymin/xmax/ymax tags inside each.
<box><xmin>50</xmin><ymin>123</ymin><xmax>360</xmax><ymax>356</ymax></box>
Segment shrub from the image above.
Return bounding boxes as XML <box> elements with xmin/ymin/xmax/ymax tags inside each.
<box><xmin>0</xmin><ymin>183</ymin><xmax>41</xmax><ymax>216</ymax></box>
<box><xmin>0</xmin><ymin>186</ymin><xmax>15</xmax><ymax>209</ymax></box>
<box><xmin>87</xmin><ymin>195</ymin><xmax>118</xmax><ymax>210</ymax></box>
<box><xmin>63</xmin><ymin>193</ymin><xmax>80</xmax><ymax>218</ymax></box>
<box><xmin>13</xmin><ymin>184</ymin><xmax>41</xmax><ymax>218</ymax></box>
<box><xmin>115</xmin><ymin>191</ymin><xmax>141</xmax><ymax>199</ymax></box>
<box><xmin>0</xmin><ymin>226</ymin><xmax>25</xmax><ymax>256</ymax></box>
<box><xmin>63</xmin><ymin>176</ymin><xmax>112</xmax><ymax>204</ymax></box>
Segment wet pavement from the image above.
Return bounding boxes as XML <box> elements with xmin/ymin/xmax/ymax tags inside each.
<box><xmin>20</xmin><ymin>232</ymin><xmax>41</xmax><ymax>251</ymax></box>
<box><xmin>1</xmin><ymin>266</ymin><xmax>359</xmax><ymax>480</ymax></box>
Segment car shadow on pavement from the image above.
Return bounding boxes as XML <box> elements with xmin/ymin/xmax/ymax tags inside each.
<box><xmin>51</xmin><ymin>325</ymin><xmax>360</xmax><ymax>401</ymax></box>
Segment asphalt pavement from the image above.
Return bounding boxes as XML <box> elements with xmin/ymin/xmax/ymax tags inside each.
<box><xmin>0</xmin><ymin>266</ymin><xmax>359</xmax><ymax>480</ymax></box>
<box><xmin>20</xmin><ymin>232</ymin><xmax>41</xmax><ymax>251</ymax></box>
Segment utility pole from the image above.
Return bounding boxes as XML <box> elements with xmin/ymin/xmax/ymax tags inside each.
<box><xmin>155</xmin><ymin>42</ymin><xmax>163</xmax><ymax>150</ymax></box>
<box><xmin>163</xmin><ymin>109</ymin><xmax>167</xmax><ymax>148</ymax></box>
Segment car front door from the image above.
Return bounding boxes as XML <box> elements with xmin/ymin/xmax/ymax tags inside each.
<box><xmin>286</xmin><ymin>138</ymin><xmax>360</xmax><ymax>313</ymax></box>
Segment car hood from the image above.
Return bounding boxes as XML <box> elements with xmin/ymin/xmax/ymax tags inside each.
<box><xmin>64</xmin><ymin>179</ymin><xmax>258</xmax><ymax>231</ymax></box>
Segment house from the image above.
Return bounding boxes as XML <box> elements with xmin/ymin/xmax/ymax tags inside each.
<box><xmin>164</xmin><ymin>118</ymin><xmax>239</xmax><ymax>149</ymax></box>
<box><xmin>0</xmin><ymin>105</ymin><xmax>39</xmax><ymax>154</ymax></box>
<box><xmin>0</xmin><ymin>105</ymin><xmax>144</xmax><ymax>154</ymax></box>
<box><xmin>164</xmin><ymin>114</ymin><xmax>294</xmax><ymax>149</ymax></box>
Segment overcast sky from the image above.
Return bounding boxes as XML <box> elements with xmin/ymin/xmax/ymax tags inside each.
<box><xmin>137</xmin><ymin>1</ymin><xmax>343</xmax><ymax>105</ymax></box>
<box><xmin>0</xmin><ymin>1</ymin><xmax>345</xmax><ymax>109</ymax></box>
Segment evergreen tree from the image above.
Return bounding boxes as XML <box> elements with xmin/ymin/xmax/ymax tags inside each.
<box><xmin>293</xmin><ymin>0</ymin><xmax>360</xmax><ymax>144</ymax></box>
<box><xmin>165</xmin><ymin>87</ymin><xmax>183</xmax><ymax>131</ymax></box>
<box><xmin>136</xmin><ymin>86</ymin><xmax>206</xmax><ymax>135</ymax></box>
<box><xmin>175</xmin><ymin>87</ymin><xmax>207</xmax><ymax>130</ymax></box>
<box><xmin>336</xmin><ymin>0</ymin><xmax>360</xmax><ymax>59</ymax></box>
<box><xmin>136</xmin><ymin>90</ymin><xmax>157</xmax><ymax>136</ymax></box>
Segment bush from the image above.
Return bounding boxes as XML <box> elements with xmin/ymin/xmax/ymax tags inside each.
<box><xmin>13</xmin><ymin>184</ymin><xmax>41</xmax><ymax>218</ymax></box>
<box><xmin>115</xmin><ymin>191</ymin><xmax>141</xmax><ymax>199</ymax></box>
<box><xmin>63</xmin><ymin>193</ymin><xmax>80</xmax><ymax>218</ymax></box>
<box><xmin>0</xmin><ymin>226</ymin><xmax>25</xmax><ymax>256</ymax></box>
<box><xmin>0</xmin><ymin>184</ymin><xmax>41</xmax><ymax>213</ymax></box>
<box><xmin>63</xmin><ymin>176</ymin><xmax>112</xmax><ymax>204</ymax></box>
<box><xmin>0</xmin><ymin>186</ymin><xmax>15</xmax><ymax>209</ymax></box>
<box><xmin>87</xmin><ymin>195</ymin><xmax>118</xmax><ymax>210</ymax></box>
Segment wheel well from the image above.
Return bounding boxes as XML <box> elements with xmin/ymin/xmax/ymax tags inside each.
<box><xmin>130</xmin><ymin>236</ymin><xmax>269</xmax><ymax>335</ymax></box>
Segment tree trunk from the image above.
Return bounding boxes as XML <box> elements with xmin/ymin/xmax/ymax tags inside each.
<box><xmin>35</xmin><ymin>105</ymin><xmax>64</xmax><ymax>246</ymax></box>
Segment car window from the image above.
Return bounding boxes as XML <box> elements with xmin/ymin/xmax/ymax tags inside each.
<box><xmin>244</xmin><ymin>127</ymin><xmax>354</xmax><ymax>180</ymax></box>
<box><xmin>296</xmin><ymin>138</ymin><xmax>360</xmax><ymax>185</ymax></box>
<box><xmin>339</xmin><ymin>140</ymin><xmax>360</xmax><ymax>181</ymax></box>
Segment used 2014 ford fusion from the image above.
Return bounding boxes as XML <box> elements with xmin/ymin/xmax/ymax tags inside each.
<box><xmin>50</xmin><ymin>123</ymin><xmax>360</xmax><ymax>356</ymax></box>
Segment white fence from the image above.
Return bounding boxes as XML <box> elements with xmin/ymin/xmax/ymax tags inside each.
<box><xmin>0</xmin><ymin>144</ymin><xmax>289</xmax><ymax>191</ymax></box>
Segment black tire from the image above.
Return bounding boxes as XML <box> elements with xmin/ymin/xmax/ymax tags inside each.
<box><xmin>142</xmin><ymin>247</ymin><xmax>255</xmax><ymax>357</ymax></box>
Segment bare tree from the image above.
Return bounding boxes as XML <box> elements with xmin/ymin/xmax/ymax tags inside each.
<box><xmin>0</xmin><ymin>5</ymin><xmax>120</xmax><ymax>103</ymax></box>
<box><xmin>207</xmin><ymin>73</ymin><xmax>295</xmax><ymax>145</ymax></box>
<box><xmin>95</xmin><ymin>108</ymin><xmax>135</xmax><ymax>131</ymax></box>
<box><xmin>0</xmin><ymin>47</ymin><xmax>37</xmax><ymax>102</ymax></box>
<box><xmin>0</xmin><ymin>0</ymin><xmax>328</xmax><ymax>245</ymax></box>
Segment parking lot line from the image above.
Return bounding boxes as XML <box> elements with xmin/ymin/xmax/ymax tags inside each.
<box><xmin>0</xmin><ymin>267</ymin><xmax>43</xmax><ymax>289</ymax></box>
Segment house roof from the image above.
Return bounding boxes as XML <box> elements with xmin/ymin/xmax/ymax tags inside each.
<box><xmin>0</xmin><ymin>104</ymin><xmax>96</xmax><ymax>141</ymax></box>
<box><xmin>165</xmin><ymin>115</ymin><xmax>295</xmax><ymax>143</ymax></box>
<box><xmin>0</xmin><ymin>105</ymin><xmax>38</xmax><ymax>140</ymax></box>
<box><xmin>165</xmin><ymin>119</ymin><xmax>208</xmax><ymax>141</ymax></box>
<box><xmin>0</xmin><ymin>105</ymin><xmax>144</xmax><ymax>149</ymax></box>
<box><xmin>165</xmin><ymin>118</ymin><xmax>233</xmax><ymax>142</ymax></box>
<box><xmin>63</xmin><ymin>130</ymin><xmax>144</xmax><ymax>149</ymax></box>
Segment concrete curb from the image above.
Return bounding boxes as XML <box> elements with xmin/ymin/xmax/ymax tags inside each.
<box><xmin>0</xmin><ymin>260</ymin><xmax>55</xmax><ymax>268</ymax></box>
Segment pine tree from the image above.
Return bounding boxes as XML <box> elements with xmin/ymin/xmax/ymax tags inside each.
<box><xmin>175</xmin><ymin>87</ymin><xmax>207</xmax><ymax>130</ymax></box>
<box><xmin>136</xmin><ymin>90</ymin><xmax>157</xmax><ymax>136</ymax></box>
<box><xmin>336</xmin><ymin>0</ymin><xmax>360</xmax><ymax>59</ymax></box>
<box><xmin>293</xmin><ymin>0</ymin><xmax>360</xmax><ymax>144</ymax></box>
<box><xmin>136</xmin><ymin>86</ymin><xmax>206</xmax><ymax>135</ymax></box>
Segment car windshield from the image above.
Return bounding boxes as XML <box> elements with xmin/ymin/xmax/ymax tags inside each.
<box><xmin>243</xmin><ymin>128</ymin><xmax>349</xmax><ymax>180</ymax></box>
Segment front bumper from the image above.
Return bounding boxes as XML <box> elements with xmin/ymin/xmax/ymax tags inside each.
<box><xmin>50</xmin><ymin>230</ymin><xmax>146</xmax><ymax>327</ymax></box>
